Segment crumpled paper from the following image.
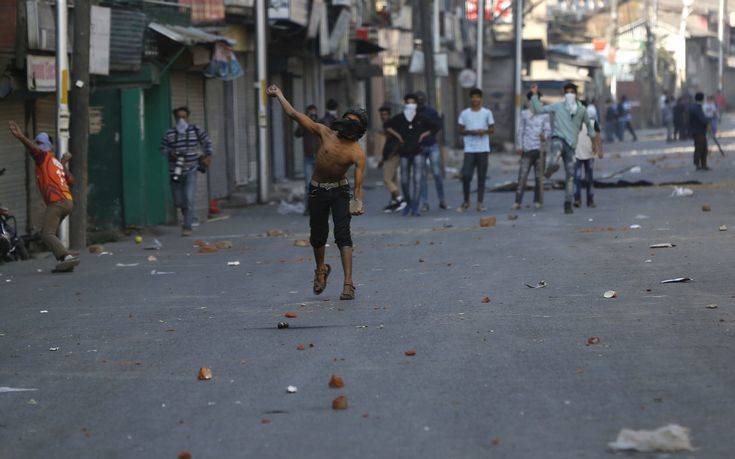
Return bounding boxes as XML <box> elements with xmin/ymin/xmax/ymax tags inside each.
<box><xmin>608</xmin><ymin>424</ymin><xmax>693</xmax><ymax>452</ymax></box>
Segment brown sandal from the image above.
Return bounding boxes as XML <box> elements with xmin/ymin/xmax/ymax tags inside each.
<box><xmin>313</xmin><ymin>264</ymin><xmax>331</xmax><ymax>295</ymax></box>
<box><xmin>339</xmin><ymin>283</ymin><xmax>356</xmax><ymax>300</ymax></box>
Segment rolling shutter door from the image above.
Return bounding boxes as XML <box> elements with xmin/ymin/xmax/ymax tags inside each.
<box><xmin>0</xmin><ymin>99</ymin><xmax>28</xmax><ymax>233</ymax></box>
<box><xmin>234</xmin><ymin>52</ymin><xmax>253</xmax><ymax>185</ymax></box>
<box><xmin>205</xmin><ymin>78</ymin><xmax>227</xmax><ymax>199</ymax></box>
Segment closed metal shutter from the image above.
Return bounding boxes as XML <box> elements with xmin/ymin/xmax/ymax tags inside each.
<box><xmin>205</xmin><ymin>78</ymin><xmax>227</xmax><ymax>199</ymax></box>
<box><xmin>0</xmin><ymin>99</ymin><xmax>28</xmax><ymax>233</ymax></box>
<box><xmin>233</xmin><ymin>52</ymin><xmax>253</xmax><ymax>185</ymax></box>
<box><xmin>291</xmin><ymin>76</ymin><xmax>304</xmax><ymax>177</ymax></box>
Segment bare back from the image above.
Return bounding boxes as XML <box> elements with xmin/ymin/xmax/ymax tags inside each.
<box><xmin>312</xmin><ymin>129</ymin><xmax>362</xmax><ymax>182</ymax></box>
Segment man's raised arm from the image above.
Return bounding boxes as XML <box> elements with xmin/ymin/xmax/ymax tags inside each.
<box><xmin>266</xmin><ymin>85</ymin><xmax>326</xmax><ymax>137</ymax></box>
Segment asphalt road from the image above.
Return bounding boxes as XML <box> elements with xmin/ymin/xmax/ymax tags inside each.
<box><xmin>1</xmin><ymin>120</ymin><xmax>734</xmax><ymax>458</ymax></box>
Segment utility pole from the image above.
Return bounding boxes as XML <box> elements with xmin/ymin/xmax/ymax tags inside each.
<box><xmin>256</xmin><ymin>0</ymin><xmax>269</xmax><ymax>203</ymax></box>
<box><xmin>56</xmin><ymin>0</ymin><xmax>70</xmax><ymax>246</ymax></box>
<box><xmin>718</xmin><ymin>0</ymin><xmax>725</xmax><ymax>92</ymax></box>
<box><xmin>609</xmin><ymin>0</ymin><xmax>618</xmax><ymax>100</ymax></box>
<box><xmin>645</xmin><ymin>0</ymin><xmax>658</xmax><ymax>126</ymax></box>
<box><xmin>69</xmin><ymin>0</ymin><xmax>90</xmax><ymax>249</ymax></box>
<box><xmin>432</xmin><ymin>0</ymin><xmax>441</xmax><ymax>112</ymax></box>
<box><xmin>419</xmin><ymin>0</ymin><xmax>436</xmax><ymax>108</ymax></box>
<box><xmin>513</xmin><ymin>0</ymin><xmax>523</xmax><ymax>150</ymax></box>
<box><xmin>476</xmin><ymin>0</ymin><xmax>484</xmax><ymax>89</ymax></box>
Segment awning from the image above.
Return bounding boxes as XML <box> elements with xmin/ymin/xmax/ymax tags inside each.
<box><xmin>149</xmin><ymin>22</ymin><xmax>236</xmax><ymax>46</ymax></box>
<box><xmin>351</xmin><ymin>39</ymin><xmax>385</xmax><ymax>55</ymax></box>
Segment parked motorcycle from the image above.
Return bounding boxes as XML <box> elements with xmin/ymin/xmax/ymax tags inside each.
<box><xmin>0</xmin><ymin>168</ymin><xmax>29</xmax><ymax>262</ymax></box>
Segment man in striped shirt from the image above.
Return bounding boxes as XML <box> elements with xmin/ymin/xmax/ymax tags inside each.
<box><xmin>160</xmin><ymin>106</ymin><xmax>213</xmax><ymax>236</ymax></box>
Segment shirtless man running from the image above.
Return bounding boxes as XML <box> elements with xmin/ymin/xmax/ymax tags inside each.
<box><xmin>266</xmin><ymin>85</ymin><xmax>366</xmax><ymax>300</ymax></box>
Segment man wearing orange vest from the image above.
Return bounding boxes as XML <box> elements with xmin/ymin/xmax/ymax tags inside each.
<box><xmin>9</xmin><ymin>121</ymin><xmax>80</xmax><ymax>272</ymax></box>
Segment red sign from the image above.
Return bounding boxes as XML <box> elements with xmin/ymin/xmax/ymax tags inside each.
<box><xmin>465</xmin><ymin>0</ymin><xmax>492</xmax><ymax>21</ymax></box>
<box><xmin>179</xmin><ymin>0</ymin><xmax>225</xmax><ymax>24</ymax></box>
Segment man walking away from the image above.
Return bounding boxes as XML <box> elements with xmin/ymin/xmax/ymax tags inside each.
<box><xmin>458</xmin><ymin>88</ymin><xmax>495</xmax><ymax>212</ymax></box>
<box><xmin>662</xmin><ymin>96</ymin><xmax>674</xmax><ymax>142</ymax></box>
<box><xmin>385</xmin><ymin>94</ymin><xmax>438</xmax><ymax>216</ymax></box>
<box><xmin>530</xmin><ymin>82</ymin><xmax>601</xmax><ymax>214</ymax></box>
<box><xmin>617</xmin><ymin>95</ymin><xmax>637</xmax><ymax>141</ymax></box>
<box><xmin>295</xmin><ymin>104</ymin><xmax>321</xmax><ymax>215</ymax></box>
<box><xmin>513</xmin><ymin>91</ymin><xmax>551</xmax><ymax>210</ymax></box>
<box><xmin>415</xmin><ymin>91</ymin><xmax>447</xmax><ymax>212</ymax></box>
<box><xmin>703</xmin><ymin>95</ymin><xmax>719</xmax><ymax>136</ymax></box>
<box><xmin>321</xmin><ymin>99</ymin><xmax>339</xmax><ymax>128</ymax></box>
<box><xmin>160</xmin><ymin>106</ymin><xmax>213</xmax><ymax>236</ymax></box>
<box><xmin>573</xmin><ymin>119</ymin><xmax>603</xmax><ymax>208</ymax></box>
<box><xmin>604</xmin><ymin>99</ymin><xmax>618</xmax><ymax>143</ymax></box>
<box><xmin>377</xmin><ymin>105</ymin><xmax>406</xmax><ymax>213</ymax></box>
<box><xmin>267</xmin><ymin>84</ymin><xmax>366</xmax><ymax>301</ymax></box>
<box><xmin>690</xmin><ymin>92</ymin><xmax>710</xmax><ymax>171</ymax></box>
<box><xmin>8</xmin><ymin>121</ymin><xmax>80</xmax><ymax>272</ymax></box>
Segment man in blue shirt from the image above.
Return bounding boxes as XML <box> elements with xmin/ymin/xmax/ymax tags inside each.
<box><xmin>414</xmin><ymin>91</ymin><xmax>447</xmax><ymax>212</ymax></box>
<box><xmin>689</xmin><ymin>92</ymin><xmax>710</xmax><ymax>171</ymax></box>
<box><xmin>530</xmin><ymin>83</ymin><xmax>601</xmax><ymax>214</ymax></box>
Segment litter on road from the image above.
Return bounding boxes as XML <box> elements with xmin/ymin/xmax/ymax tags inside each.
<box><xmin>629</xmin><ymin>224</ymin><xmax>641</xmax><ymax>229</ymax></box>
<box><xmin>706</xmin><ymin>304</ymin><xmax>718</xmax><ymax>309</ymax></box>
<box><xmin>525</xmin><ymin>281</ymin><xmax>548</xmax><ymax>289</ymax></box>
<box><xmin>649</xmin><ymin>243</ymin><xmax>675</xmax><ymax>248</ymax></box>
<box><xmin>329</xmin><ymin>375</ymin><xmax>344</xmax><ymax>388</ymax></box>
<box><xmin>603</xmin><ymin>290</ymin><xmax>617</xmax><ymax>299</ymax></box>
<box><xmin>277</xmin><ymin>322</ymin><xmax>289</xmax><ymax>329</ymax></box>
<box><xmin>286</xmin><ymin>385</ymin><xmax>298</xmax><ymax>394</ymax></box>
<box><xmin>266</xmin><ymin>229</ymin><xmax>286</xmax><ymax>237</ymax></box>
<box><xmin>116</xmin><ymin>263</ymin><xmax>139</xmax><ymax>267</ymax></box>
<box><xmin>0</xmin><ymin>387</ymin><xmax>38</xmax><ymax>393</ymax></box>
<box><xmin>661</xmin><ymin>277</ymin><xmax>692</xmax><ymax>284</ymax></box>
<box><xmin>215</xmin><ymin>240</ymin><xmax>233</xmax><ymax>249</ymax></box>
<box><xmin>294</xmin><ymin>239</ymin><xmax>310</xmax><ymax>247</ymax></box>
<box><xmin>607</xmin><ymin>424</ymin><xmax>693</xmax><ymax>452</ymax></box>
<box><xmin>586</xmin><ymin>337</ymin><xmax>600</xmax><ymax>346</ymax></box>
<box><xmin>670</xmin><ymin>187</ymin><xmax>694</xmax><ymax>197</ymax></box>
<box><xmin>719</xmin><ymin>225</ymin><xmax>728</xmax><ymax>231</ymax></box>
<box><xmin>227</xmin><ymin>261</ymin><xmax>240</xmax><ymax>266</ymax></box>
<box><xmin>144</xmin><ymin>239</ymin><xmax>162</xmax><ymax>250</ymax></box>
<box><xmin>332</xmin><ymin>395</ymin><xmax>348</xmax><ymax>410</ymax></box>
<box><xmin>479</xmin><ymin>216</ymin><xmax>497</xmax><ymax>228</ymax></box>
<box><xmin>150</xmin><ymin>270</ymin><xmax>174</xmax><ymax>275</ymax></box>
<box><xmin>702</xmin><ymin>204</ymin><xmax>711</xmax><ymax>212</ymax></box>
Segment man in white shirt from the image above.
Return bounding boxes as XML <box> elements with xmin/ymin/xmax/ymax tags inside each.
<box><xmin>457</xmin><ymin>88</ymin><xmax>495</xmax><ymax>212</ymax></box>
<box><xmin>513</xmin><ymin>92</ymin><xmax>551</xmax><ymax>210</ymax></box>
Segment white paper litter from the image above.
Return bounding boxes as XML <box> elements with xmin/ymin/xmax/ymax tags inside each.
<box><xmin>650</xmin><ymin>243</ymin><xmax>675</xmax><ymax>248</ymax></box>
<box><xmin>227</xmin><ymin>261</ymin><xmax>240</xmax><ymax>266</ymax></box>
<box><xmin>150</xmin><ymin>270</ymin><xmax>174</xmax><ymax>275</ymax></box>
<box><xmin>0</xmin><ymin>387</ymin><xmax>38</xmax><ymax>393</ymax></box>
<box><xmin>49</xmin><ymin>347</ymin><xmax>59</xmax><ymax>351</ymax></box>
<box><xmin>629</xmin><ymin>224</ymin><xmax>641</xmax><ymax>229</ymax></box>
<box><xmin>116</xmin><ymin>263</ymin><xmax>139</xmax><ymax>267</ymax></box>
<box><xmin>603</xmin><ymin>290</ymin><xmax>617</xmax><ymax>299</ymax></box>
<box><xmin>670</xmin><ymin>187</ymin><xmax>694</xmax><ymax>197</ymax></box>
<box><xmin>286</xmin><ymin>385</ymin><xmax>298</xmax><ymax>393</ymax></box>
<box><xmin>608</xmin><ymin>424</ymin><xmax>693</xmax><ymax>452</ymax></box>
<box><xmin>39</xmin><ymin>310</ymin><xmax>48</xmax><ymax>314</ymax></box>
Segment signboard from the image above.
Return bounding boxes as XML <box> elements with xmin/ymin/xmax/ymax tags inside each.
<box><xmin>328</xmin><ymin>8</ymin><xmax>351</xmax><ymax>55</ymax></box>
<box><xmin>269</xmin><ymin>0</ymin><xmax>308</xmax><ymax>26</ymax></box>
<box><xmin>90</xmin><ymin>6</ymin><xmax>110</xmax><ymax>76</ymax></box>
<box><xmin>458</xmin><ymin>68</ymin><xmax>477</xmax><ymax>88</ymax></box>
<box><xmin>27</xmin><ymin>55</ymin><xmax>55</xmax><ymax>92</ymax></box>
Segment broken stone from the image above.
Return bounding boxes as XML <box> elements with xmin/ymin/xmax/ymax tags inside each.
<box><xmin>705</xmin><ymin>304</ymin><xmax>718</xmax><ymax>309</ymax></box>
<box><xmin>88</xmin><ymin>244</ymin><xmax>104</xmax><ymax>254</ymax></box>
<box><xmin>479</xmin><ymin>216</ymin><xmax>497</xmax><ymax>228</ymax></box>
<box><xmin>491</xmin><ymin>437</ymin><xmax>501</xmax><ymax>446</ymax></box>
<box><xmin>147</xmin><ymin>255</ymin><xmax>157</xmax><ymax>262</ymax></box>
<box><xmin>284</xmin><ymin>312</ymin><xmax>298</xmax><ymax>318</ymax></box>
<box><xmin>332</xmin><ymin>395</ymin><xmax>348</xmax><ymax>410</ymax></box>
<box><xmin>507</xmin><ymin>214</ymin><xmax>518</xmax><ymax>221</ymax></box>
<box><xmin>404</xmin><ymin>349</ymin><xmax>417</xmax><ymax>356</ymax></box>
<box><xmin>701</xmin><ymin>204</ymin><xmax>711</xmax><ymax>212</ymax></box>
<box><xmin>294</xmin><ymin>239</ymin><xmax>310</xmax><ymax>247</ymax></box>
<box><xmin>277</xmin><ymin>321</ymin><xmax>289</xmax><ymax>329</ymax></box>
<box><xmin>215</xmin><ymin>240</ymin><xmax>233</xmax><ymax>249</ymax></box>
<box><xmin>329</xmin><ymin>375</ymin><xmax>344</xmax><ymax>389</ymax></box>
<box><xmin>197</xmin><ymin>367</ymin><xmax>212</xmax><ymax>381</ymax></box>
<box><xmin>481</xmin><ymin>296</ymin><xmax>491</xmax><ymax>303</ymax></box>
<box><xmin>603</xmin><ymin>290</ymin><xmax>617</xmax><ymax>299</ymax></box>
<box><xmin>193</xmin><ymin>239</ymin><xmax>207</xmax><ymax>247</ymax></box>
<box><xmin>286</xmin><ymin>385</ymin><xmax>298</xmax><ymax>394</ymax></box>
<box><xmin>586</xmin><ymin>336</ymin><xmax>600</xmax><ymax>346</ymax></box>
<box><xmin>266</xmin><ymin>229</ymin><xmax>286</xmax><ymax>237</ymax></box>
<box><xmin>719</xmin><ymin>225</ymin><xmax>728</xmax><ymax>231</ymax></box>
<box><xmin>296</xmin><ymin>344</ymin><xmax>305</xmax><ymax>350</ymax></box>
<box><xmin>177</xmin><ymin>452</ymin><xmax>192</xmax><ymax>459</ymax></box>
<box><xmin>198</xmin><ymin>244</ymin><xmax>218</xmax><ymax>254</ymax></box>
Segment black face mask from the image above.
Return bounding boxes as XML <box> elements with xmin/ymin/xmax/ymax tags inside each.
<box><xmin>332</xmin><ymin>119</ymin><xmax>365</xmax><ymax>141</ymax></box>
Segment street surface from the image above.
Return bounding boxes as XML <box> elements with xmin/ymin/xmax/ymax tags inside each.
<box><xmin>1</xmin><ymin>119</ymin><xmax>734</xmax><ymax>458</ymax></box>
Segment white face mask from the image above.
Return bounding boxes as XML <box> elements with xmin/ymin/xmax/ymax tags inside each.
<box><xmin>404</xmin><ymin>103</ymin><xmax>417</xmax><ymax>122</ymax></box>
<box><xmin>176</xmin><ymin>118</ymin><xmax>188</xmax><ymax>133</ymax></box>
<box><xmin>564</xmin><ymin>93</ymin><xmax>578</xmax><ymax>113</ymax></box>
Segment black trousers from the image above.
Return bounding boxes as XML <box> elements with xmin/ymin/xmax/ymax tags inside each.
<box><xmin>693</xmin><ymin>133</ymin><xmax>708</xmax><ymax>169</ymax></box>
<box><xmin>461</xmin><ymin>152</ymin><xmax>489</xmax><ymax>204</ymax></box>
<box><xmin>309</xmin><ymin>185</ymin><xmax>352</xmax><ymax>249</ymax></box>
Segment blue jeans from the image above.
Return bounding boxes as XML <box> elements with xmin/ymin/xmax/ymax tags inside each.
<box><xmin>171</xmin><ymin>167</ymin><xmax>198</xmax><ymax>230</ymax></box>
<box><xmin>400</xmin><ymin>155</ymin><xmax>424</xmax><ymax>212</ymax></box>
<box><xmin>303</xmin><ymin>156</ymin><xmax>316</xmax><ymax>211</ymax></box>
<box><xmin>573</xmin><ymin>159</ymin><xmax>594</xmax><ymax>203</ymax></box>
<box><xmin>419</xmin><ymin>143</ymin><xmax>445</xmax><ymax>205</ymax></box>
<box><xmin>549</xmin><ymin>138</ymin><xmax>576</xmax><ymax>204</ymax></box>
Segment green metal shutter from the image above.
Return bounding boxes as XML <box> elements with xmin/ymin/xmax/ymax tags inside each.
<box><xmin>0</xmin><ymin>99</ymin><xmax>29</xmax><ymax>233</ymax></box>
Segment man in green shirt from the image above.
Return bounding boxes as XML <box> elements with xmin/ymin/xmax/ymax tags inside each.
<box><xmin>530</xmin><ymin>82</ymin><xmax>602</xmax><ymax>214</ymax></box>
